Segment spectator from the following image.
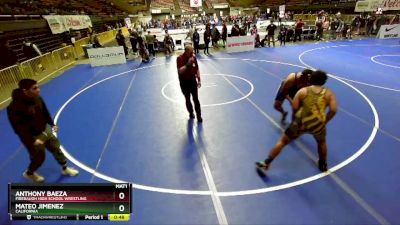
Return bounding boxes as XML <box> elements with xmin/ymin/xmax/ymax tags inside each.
<box><xmin>286</xmin><ymin>26</ymin><xmax>294</xmax><ymax>42</ymax></box>
<box><xmin>203</xmin><ymin>25</ymin><xmax>211</xmax><ymax>55</ymax></box>
<box><xmin>193</xmin><ymin>28</ymin><xmax>200</xmax><ymax>54</ymax></box>
<box><xmin>255</xmin><ymin>34</ymin><xmax>261</xmax><ymax>48</ymax></box>
<box><xmin>330</xmin><ymin>18</ymin><xmax>338</xmax><ymax>40</ymax></box>
<box><xmin>231</xmin><ymin>23</ymin><xmax>240</xmax><ymax>37</ymax></box>
<box><xmin>278</xmin><ymin>26</ymin><xmax>287</xmax><ymax>46</ymax></box>
<box><xmin>145</xmin><ymin>31</ymin><xmax>156</xmax><ymax>58</ymax></box>
<box><xmin>315</xmin><ymin>17</ymin><xmax>324</xmax><ymax>41</ymax></box>
<box><xmin>116</xmin><ymin>29</ymin><xmax>128</xmax><ymax>56</ymax></box>
<box><xmin>221</xmin><ymin>22</ymin><xmax>227</xmax><ymax>48</ymax></box>
<box><xmin>138</xmin><ymin>34</ymin><xmax>149</xmax><ymax>63</ymax></box>
<box><xmin>266</xmin><ymin>20</ymin><xmax>277</xmax><ymax>47</ymax></box>
<box><xmin>336</xmin><ymin>18</ymin><xmax>344</xmax><ymax>39</ymax></box>
<box><xmin>366</xmin><ymin>15</ymin><xmax>375</xmax><ymax>36</ymax></box>
<box><xmin>130</xmin><ymin>30</ymin><xmax>138</xmax><ymax>56</ymax></box>
<box><xmin>211</xmin><ymin>24</ymin><xmax>220</xmax><ymax>49</ymax></box>
<box><xmin>22</xmin><ymin>39</ymin><xmax>41</xmax><ymax>61</ymax></box>
<box><xmin>251</xmin><ymin>25</ymin><xmax>258</xmax><ymax>36</ymax></box>
<box><xmin>93</xmin><ymin>34</ymin><xmax>102</xmax><ymax>48</ymax></box>
<box><xmin>153</xmin><ymin>35</ymin><xmax>159</xmax><ymax>52</ymax></box>
<box><xmin>164</xmin><ymin>31</ymin><xmax>174</xmax><ymax>56</ymax></box>
<box><xmin>294</xmin><ymin>19</ymin><xmax>304</xmax><ymax>42</ymax></box>
<box><xmin>7</xmin><ymin>79</ymin><xmax>79</xmax><ymax>183</ymax></box>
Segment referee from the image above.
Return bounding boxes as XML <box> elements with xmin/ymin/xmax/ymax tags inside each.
<box><xmin>176</xmin><ymin>45</ymin><xmax>203</xmax><ymax>122</ymax></box>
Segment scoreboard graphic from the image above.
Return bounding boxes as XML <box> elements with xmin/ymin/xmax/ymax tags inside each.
<box><xmin>8</xmin><ymin>183</ymin><xmax>132</xmax><ymax>221</ymax></box>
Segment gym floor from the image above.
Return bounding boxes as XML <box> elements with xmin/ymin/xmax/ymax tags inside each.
<box><xmin>1</xmin><ymin>38</ymin><xmax>399</xmax><ymax>225</ymax></box>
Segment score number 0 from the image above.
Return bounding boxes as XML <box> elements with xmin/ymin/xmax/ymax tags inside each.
<box><xmin>118</xmin><ymin>192</ymin><xmax>125</xmax><ymax>212</ymax></box>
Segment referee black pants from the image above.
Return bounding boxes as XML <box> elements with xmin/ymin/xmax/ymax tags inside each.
<box><xmin>179</xmin><ymin>79</ymin><xmax>201</xmax><ymax>117</ymax></box>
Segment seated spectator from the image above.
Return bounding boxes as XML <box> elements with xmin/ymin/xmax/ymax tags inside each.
<box><xmin>255</xmin><ymin>34</ymin><xmax>261</xmax><ymax>48</ymax></box>
<box><xmin>93</xmin><ymin>35</ymin><xmax>102</xmax><ymax>48</ymax></box>
<box><xmin>62</xmin><ymin>31</ymin><xmax>73</xmax><ymax>45</ymax></box>
<box><xmin>286</xmin><ymin>26</ymin><xmax>294</xmax><ymax>42</ymax></box>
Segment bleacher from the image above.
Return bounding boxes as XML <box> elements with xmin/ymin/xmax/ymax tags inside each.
<box><xmin>286</xmin><ymin>0</ymin><xmax>309</xmax><ymax>6</ymax></box>
<box><xmin>205</xmin><ymin>0</ymin><xmax>213</xmax><ymax>9</ymax></box>
<box><xmin>151</xmin><ymin>0</ymin><xmax>174</xmax><ymax>9</ymax></box>
<box><xmin>202</xmin><ymin>0</ymin><xmax>229</xmax><ymax>9</ymax></box>
<box><xmin>178</xmin><ymin>0</ymin><xmax>198</xmax><ymax>13</ymax></box>
<box><xmin>0</xmin><ymin>0</ymin><xmax>125</xmax><ymax>16</ymax></box>
<box><xmin>212</xmin><ymin>0</ymin><xmax>229</xmax><ymax>4</ymax></box>
<box><xmin>5</xmin><ymin>28</ymin><xmax>64</xmax><ymax>63</ymax></box>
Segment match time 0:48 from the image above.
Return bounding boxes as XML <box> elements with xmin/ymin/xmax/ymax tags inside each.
<box><xmin>109</xmin><ymin>214</ymin><xmax>130</xmax><ymax>221</ymax></box>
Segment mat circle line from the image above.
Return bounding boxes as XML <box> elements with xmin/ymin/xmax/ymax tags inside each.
<box><xmin>161</xmin><ymin>73</ymin><xmax>254</xmax><ymax>107</ymax></box>
<box><xmin>298</xmin><ymin>44</ymin><xmax>400</xmax><ymax>92</ymax></box>
<box><xmin>54</xmin><ymin>58</ymin><xmax>379</xmax><ymax>196</ymax></box>
<box><xmin>370</xmin><ymin>54</ymin><xmax>400</xmax><ymax>69</ymax></box>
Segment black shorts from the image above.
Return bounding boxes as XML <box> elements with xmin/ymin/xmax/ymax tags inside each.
<box><xmin>275</xmin><ymin>81</ymin><xmax>286</xmax><ymax>102</ymax></box>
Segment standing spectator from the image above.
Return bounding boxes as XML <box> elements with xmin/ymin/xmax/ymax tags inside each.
<box><xmin>315</xmin><ymin>17</ymin><xmax>324</xmax><ymax>41</ymax></box>
<box><xmin>323</xmin><ymin>18</ymin><xmax>330</xmax><ymax>37</ymax></box>
<box><xmin>294</xmin><ymin>19</ymin><xmax>304</xmax><ymax>42</ymax></box>
<box><xmin>278</xmin><ymin>25</ymin><xmax>287</xmax><ymax>46</ymax></box>
<box><xmin>203</xmin><ymin>25</ymin><xmax>211</xmax><ymax>55</ymax></box>
<box><xmin>266</xmin><ymin>20</ymin><xmax>277</xmax><ymax>47</ymax></box>
<box><xmin>366</xmin><ymin>15</ymin><xmax>375</xmax><ymax>36</ymax></box>
<box><xmin>153</xmin><ymin>35</ymin><xmax>159</xmax><ymax>52</ymax></box>
<box><xmin>116</xmin><ymin>29</ymin><xmax>128</xmax><ymax>56</ymax></box>
<box><xmin>221</xmin><ymin>22</ymin><xmax>227</xmax><ymax>48</ymax></box>
<box><xmin>231</xmin><ymin>23</ymin><xmax>240</xmax><ymax>36</ymax></box>
<box><xmin>336</xmin><ymin>18</ymin><xmax>345</xmax><ymax>39</ymax></box>
<box><xmin>186</xmin><ymin>27</ymin><xmax>194</xmax><ymax>41</ymax></box>
<box><xmin>350</xmin><ymin>16</ymin><xmax>361</xmax><ymax>38</ymax></box>
<box><xmin>330</xmin><ymin>18</ymin><xmax>338</xmax><ymax>40</ymax></box>
<box><xmin>211</xmin><ymin>24</ymin><xmax>220</xmax><ymax>49</ymax></box>
<box><xmin>130</xmin><ymin>30</ymin><xmax>138</xmax><ymax>56</ymax></box>
<box><xmin>240</xmin><ymin>24</ymin><xmax>247</xmax><ymax>36</ymax></box>
<box><xmin>145</xmin><ymin>31</ymin><xmax>156</xmax><ymax>58</ymax></box>
<box><xmin>137</xmin><ymin>33</ymin><xmax>149</xmax><ymax>62</ymax></box>
<box><xmin>250</xmin><ymin>24</ymin><xmax>258</xmax><ymax>36</ymax></box>
<box><xmin>164</xmin><ymin>31</ymin><xmax>174</xmax><ymax>56</ymax></box>
<box><xmin>192</xmin><ymin>28</ymin><xmax>200</xmax><ymax>54</ymax></box>
<box><xmin>7</xmin><ymin>79</ymin><xmax>79</xmax><ymax>183</ymax></box>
